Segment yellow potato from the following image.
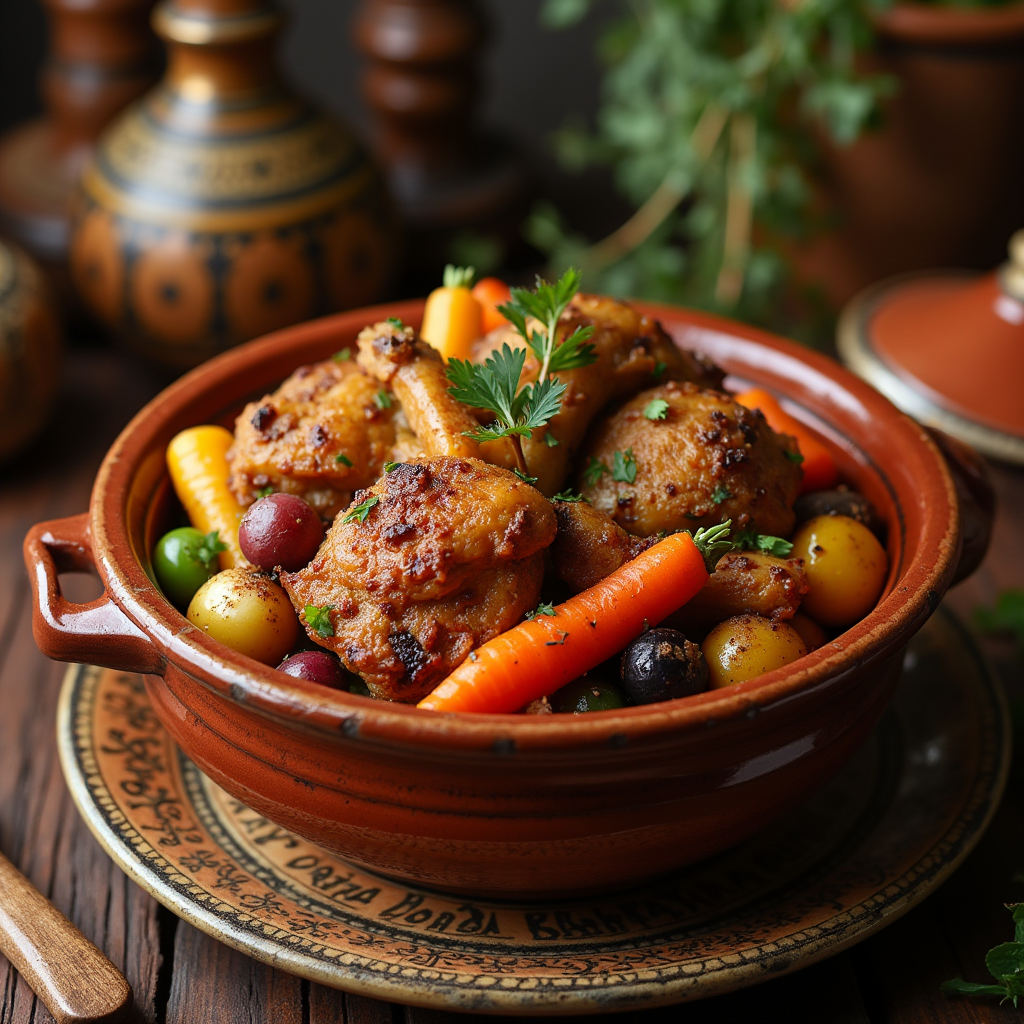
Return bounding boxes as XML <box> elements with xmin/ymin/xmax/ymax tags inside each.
<box><xmin>791</xmin><ymin>514</ymin><xmax>887</xmax><ymax>627</ymax></box>
<box><xmin>702</xmin><ymin>614</ymin><xmax>808</xmax><ymax>689</ymax></box>
<box><xmin>187</xmin><ymin>567</ymin><xmax>299</xmax><ymax>665</ymax></box>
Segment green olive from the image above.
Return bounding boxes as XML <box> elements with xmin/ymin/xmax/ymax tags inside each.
<box><xmin>702</xmin><ymin>614</ymin><xmax>808</xmax><ymax>688</ymax></box>
<box><xmin>552</xmin><ymin>677</ymin><xmax>627</xmax><ymax>713</ymax></box>
<box><xmin>153</xmin><ymin>526</ymin><xmax>223</xmax><ymax>608</ymax></box>
<box><xmin>187</xmin><ymin>567</ymin><xmax>299</xmax><ymax>665</ymax></box>
<box><xmin>791</xmin><ymin>514</ymin><xmax>888</xmax><ymax>627</ymax></box>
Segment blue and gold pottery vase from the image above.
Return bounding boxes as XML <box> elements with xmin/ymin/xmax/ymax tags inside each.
<box><xmin>70</xmin><ymin>0</ymin><xmax>396</xmax><ymax>369</ymax></box>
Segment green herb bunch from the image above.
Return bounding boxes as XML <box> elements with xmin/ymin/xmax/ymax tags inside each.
<box><xmin>533</xmin><ymin>0</ymin><xmax>895</xmax><ymax>333</ymax></box>
<box><xmin>445</xmin><ymin>268</ymin><xmax>597</xmax><ymax>473</ymax></box>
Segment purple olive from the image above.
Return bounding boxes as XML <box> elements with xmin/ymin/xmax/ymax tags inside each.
<box><xmin>239</xmin><ymin>493</ymin><xmax>324</xmax><ymax>571</ymax></box>
<box><xmin>276</xmin><ymin>650</ymin><xmax>348</xmax><ymax>689</ymax></box>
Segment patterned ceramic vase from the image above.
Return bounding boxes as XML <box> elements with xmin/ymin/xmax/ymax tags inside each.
<box><xmin>70</xmin><ymin>0</ymin><xmax>396</xmax><ymax>370</ymax></box>
<box><xmin>0</xmin><ymin>241</ymin><xmax>63</xmax><ymax>463</ymax></box>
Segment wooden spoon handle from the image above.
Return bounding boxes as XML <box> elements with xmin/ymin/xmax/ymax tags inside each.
<box><xmin>0</xmin><ymin>850</ymin><xmax>132</xmax><ymax>1023</ymax></box>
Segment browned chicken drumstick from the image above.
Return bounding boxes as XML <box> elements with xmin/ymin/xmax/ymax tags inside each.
<box><xmin>280</xmin><ymin>457</ymin><xmax>556</xmax><ymax>702</ymax></box>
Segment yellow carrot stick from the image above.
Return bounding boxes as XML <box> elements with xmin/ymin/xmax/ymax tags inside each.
<box><xmin>418</xmin><ymin>525</ymin><xmax>731</xmax><ymax>714</ymax></box>
<box><xmin>166</xmin><ymin>425</ymin><xmax>247</xmax><ymax>569</ymax></box>
<box><xmin>420</xmin><ymin>264</ymin><xmax>483</xmax><ymax>361</ymax></box>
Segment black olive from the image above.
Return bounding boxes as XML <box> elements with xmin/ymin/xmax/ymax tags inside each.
<box><xmin>793</xmin><ymin>488</ymin><xmax>885</xmax><ymax>539</ymax></box>
<box><xmin>551</xmin><ymin>677</ymin><xmax>627</xmax><ymax>713</ymax></box>
<box><xmin>620</xmin><ymin>628</ymin><xmax>709</xmax><ymax>705</ymax></box>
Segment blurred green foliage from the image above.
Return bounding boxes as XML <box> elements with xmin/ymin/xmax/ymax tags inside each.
<box><xmin>534</xmin><ymin>0</ymin><xmax>900</xmax><ymax>335</ymax></box>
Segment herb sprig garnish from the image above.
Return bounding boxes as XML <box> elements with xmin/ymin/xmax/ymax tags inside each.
<box><xmin>943</xmin><ymin>904</ymin><xmax>1024</xmax><ymax>1008</ymax></box>
<box><xmin>304</xmin><ymin>604</ymin><xmax>335</xmax><ymax>639</ymax></box>
<box><xmin>732</xmin><ymin>527</ymin><xmax>793</xmax><ymax>558</ymax></box>
<box><xmin>196</xmin><ymin>531</ymin><xmax>228</xmax><ymax>571</ymax></box>
<box><xmin>445</xmin><ymin>268</ymin><xmax>596</xmax><ymax>473</ymax></box>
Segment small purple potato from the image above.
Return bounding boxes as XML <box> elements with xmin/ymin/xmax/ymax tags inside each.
<box><xmin>239</xmin><ymin>493</ymin><xmax>324</xmax><ymax>571</ymax></box>
<box><xmin>277</xmin><ymin>650</ymin><xmax>349</xmax><ymax>689</ymax></box>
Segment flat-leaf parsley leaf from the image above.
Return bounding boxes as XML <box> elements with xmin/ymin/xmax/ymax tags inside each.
<box><xmin>304</xmin><ymin>604</ymin><xmax>335</xmax><ymax>638</ymax></box>
<box><xmin>612</xmin><ymin>448</ymin><xmax>637</xmax><ymax>484</ymax></box>
<box><xmin>643</xmin><ymin>398</ymin><xmax>669</xmax><ymax>421</ymax></box>
<box><xmin>341</xmin><ymin>495</ymin><xmax>379</xmax><ymax>524</ymax></box>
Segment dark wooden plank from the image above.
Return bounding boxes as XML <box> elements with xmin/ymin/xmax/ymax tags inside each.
<box><xmin>165</xmin><ymin>921</ymin><xmax>304</xmax><ymax>1024</ymax></box>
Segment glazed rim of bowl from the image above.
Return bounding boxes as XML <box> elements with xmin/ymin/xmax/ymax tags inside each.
<box><xmin>90</xmin><ymin>299</ymin><xmax>960</xmax><ymax>754</ymax></box>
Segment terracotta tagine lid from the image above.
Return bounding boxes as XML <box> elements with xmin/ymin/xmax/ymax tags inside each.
<box><xmin>0</xmin><ymin>241</ymin><xmax>64</xmax><ymax>463</ymax></box>
<box><xmin>70</xmin><ymin>0</ymin><xmax>397</xmax><ymax>370</ymax></box>
<box><xmin>838</xmin><ymin>229</ymin><xmax>1024</xmax><ymax>464</ymax></box>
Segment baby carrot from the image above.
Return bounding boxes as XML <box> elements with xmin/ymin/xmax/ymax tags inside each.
<box><xmin>734</xmin><ymin>387</ymin><xmax>838</xmax><ymax>493</ymax></box>
<box><xmin>417</xmin><ymin>525</ymin><xmax>731</xmax><ymax>714</ymax></box>
<box><xmin>166</xmin><ymin>425</ymin><xmax>247</xmax><ymax>569</ymax></box>
<box><xmin>472</xmin><ymin>277</ymin><xmax>512</xmax><ymax>334</ymax></box>
<box><xmin>421</xmin><ymin>265</ymin><xmax>483</xmax><ymax>361</ymax></box>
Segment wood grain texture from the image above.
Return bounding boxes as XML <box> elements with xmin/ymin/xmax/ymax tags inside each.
<box><xmin>0</xmin><ymin>849</ymin><xmax>131</xmax><ymax>1023</ymax></box>
<box><xmin>1</xmin><ymin>345</ymin><xmax>1022</xmax><ymax>1024</ymax></box>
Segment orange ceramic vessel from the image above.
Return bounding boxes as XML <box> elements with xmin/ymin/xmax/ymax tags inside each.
<box><xmin>25</xmin><ymin>302</ymin><xmax>973</xmax><ymax>899</ymax></box>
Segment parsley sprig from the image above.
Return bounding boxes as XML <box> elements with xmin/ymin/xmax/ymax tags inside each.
<box><xmin>304</xmin><ymin>604</ymin><xmax>335</xmax><ymax>639</ymax></box>
<box><xmin>733</xmin><ymin>526</ymin><xmax>794</xmax><ymax>558</ymax></box>
<box><xmin>943</xmin><ymin>905</ymin><xmax>1024</xmax><ymax>1008</ymax></box>
<box><xmin>445</xmin><ymin>268</ymin><xmax>596</xmax><ymax>473</ymax></box>
<box><xmin>196</xmin><ymin>531</ymin><xmax>228</xmax><ymax>571</ymax></box>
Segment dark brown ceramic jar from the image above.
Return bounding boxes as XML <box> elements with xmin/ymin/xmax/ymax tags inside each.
<box><xmin>25</xmin><ymin>301</ymin><xmax>977</xmax><ymax>898</ymax></box>
<box><xmin>69</xmin><ymin>0</ymin><xmax>396</xmax><ymax>369</ymax></box>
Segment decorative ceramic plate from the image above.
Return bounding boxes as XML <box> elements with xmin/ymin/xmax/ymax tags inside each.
<box><xmin>57</xmin><ymin>609</ymin><xmax>1009</xmax><ymax>1015</ymax></box>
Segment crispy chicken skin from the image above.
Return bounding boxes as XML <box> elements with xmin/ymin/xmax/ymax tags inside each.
<box><xmin>577</xmin><ymin>381</ymin><xmax>802</xmax><ymax>537</ymax></box>
<box><xmin>280</xmin><ymin>457</ymin><xmax>556</xmax><ymax>702</ymax></box>
<box><xmin>356</xmin><ymin>319</ymin><xmax>519</xmax><ymax>470</ymax></box>
<box><xmin>473</xmin><ymin>294</ymin><xmax>724</xmax><ymax>495</ymax></box>
<box><xmin>228</xmin><ymin>359</ymin><xmax>400</xmax><ymax>519</ymax></box>
<box><xmin>551</xmin><ymin>502</ymin><xmax>807</xmax><ymax>627</ymax></box>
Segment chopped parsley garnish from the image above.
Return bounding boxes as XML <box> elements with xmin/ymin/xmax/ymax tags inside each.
<box><xmin>332</xmin><ymin>348</ymin><xmax>351</xmax><ymax>362</ymax></box>
<box><xmin>526</xmin><ymin>601</ymin><xmax>557</xmax><ymax>620</ymax></box>
<box><xmin>552</xmin><ymin>488</ymin><xmax>587</xmax><ymax>503</ymax></box>
<box><xmin>711</xmin><ymin>484</ymin><xmax>733</xmax><ymax>505</ymax></box>
<box><xmin>643</xmin><ymin>398</ymin><xmax>669</xmax><ymax>421</ymax></box>
<box><xmin>652</xmin><ymin>360</ymin><xmax>668</xmax><ymax>379</ymax></box>
<box><xmin>383</xmin><ymin>461</ymin><xmax>400</xmax><ymax>473</ymax></box>
<box><xmin>785</xmin><ymin>448</ymin><xmax>805</xmax><ymax>464</ymax></box>
<box><xmin>304</xmin><ymin>604</ymin><xmax>335</xmax><ymax>639</ymax></box>
<box><xmin>513</xmin><ymin>468</ymin><xmax>539</xmax><ymax>485</ymax></box>
<box><xmin>386</xmin><ymin>317</ymin><xmax>404</xmax><ymax>328</ymax></box>
<box><xmin>196</xmin><ymin>531</ymin><xmax>227</xmax><ymax>571</ymax></box>
<box><xmin>583</xmin><ymin>456</ymin><xmax>608</xmax><ymax>487</ymax></box>
<box><xmin>341</xmin><ymin>495</ymin><xmax>379</xmax><ymax>524</ymax></box>
<box><xmin>374</xmin><ymin>390</ymin><xmax>392</xmax><ymax>410</ymax></box>
<box><xmin>612</xmin><ymin>448</ymin><xmax>637</xmax><ymax>484</ymax></box>
<box><xmin>543</xmin><ymin>432</ymin><xmax>560</xmax><ymax>447</ymax></box>
<box><xmin>255</xmin><ymin>486</ymin><xmax>275</xmax><ymax>498</ymax></box>
<box><xmin>733</xmin><ymin>527</ymin><xmax>794</xmax><ymax>557</ymax></box>
<box><xmin>335</xmin><ymin>453</ymin><xmax>353</xmax><ymax>467</ymax></box>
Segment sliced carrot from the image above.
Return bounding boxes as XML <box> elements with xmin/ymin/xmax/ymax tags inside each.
<box><xmin>166</xmin><ymin>425</ymin><xmax>247</xmax><ymax>569</ymax></box>
<box><xmin>421</xmin><ymin>265</ymin><xmax>483</xmax><ymax>361</ymax></box>
<box><xmin>417</xmin><ymin>531</ymin><xmax>711</xmax><ymax>714</ymax></box>
<box><xmin>472</xmin><ymin>277</ymin><xmax>512</xmax><ymax>334</ymax></box>
<box><xmin>734</xmin><ymin>387</ymin><xmax>838</xmax><ymax>493</ymax></box>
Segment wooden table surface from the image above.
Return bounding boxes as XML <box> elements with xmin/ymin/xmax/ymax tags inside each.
<box><xmin>2</xmin><ymin>344</ymin><xmax>1023</xmax><ymax>1024</ymax></box>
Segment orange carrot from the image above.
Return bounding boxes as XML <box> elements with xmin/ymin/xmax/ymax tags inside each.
<box><xmin>734</xmin><ymin>387</ymin><xmax>838</xmax><ymax>493</ymax></box>
<box><xmin>417</xmin><ymin>526</ymin><xmax>730</xmax><ymax>714</ymax></box>
<box><xmin>472</xmin><ymin>277</ymin><xmax>512</xmax><ymax>334</ymax></box>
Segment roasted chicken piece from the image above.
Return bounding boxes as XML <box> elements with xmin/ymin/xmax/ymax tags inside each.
<box><xmin>577</xmin><ymin>381</ymin><xmax>802</xmax><ymax>538</ymax></box>
<box><xmin>280</xmin><ymin>457</ymin><xmax>556</xmax><ymax>702</ymax></box>
<box><xmin>356</xmin><ymin>319</ymin><xmax>519</xmax><ymax>470</ymax></box>
<box><xmin>551</xmin><ymin>501</ymin><xmax>807</xmax><ymax>628</ymax></box>
<box><xmin>228</xmin><ymin>359</ymin><xmax>403</xmax><ymax>519</ymax></box>
<box><xmin>472</xmin><ymin>294</ymin><xmax>723</xmax><ymax>495</ymax></box>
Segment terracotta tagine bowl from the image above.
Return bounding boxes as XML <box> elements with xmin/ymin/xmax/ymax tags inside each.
<box><xmin>24</xmin><ymin>301</ymin><xmax>989</xmax><ymax>899</ymax></box>
<box><xmin>69</xmin><ymin>0</ymin><xmax>396</xmax><ymax>370</ymax></box>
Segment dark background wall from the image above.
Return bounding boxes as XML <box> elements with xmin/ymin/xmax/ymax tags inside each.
<box><xmin>0</xmin><ymin>0</ymin><xmax>622</xmax><ymax>238</ymax></box>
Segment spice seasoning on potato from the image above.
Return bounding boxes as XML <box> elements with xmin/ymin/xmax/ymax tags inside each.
<box><xmin>702</xmin><ymin>614</ymin><xmax>808</xmax><ymax>688</ymax></box>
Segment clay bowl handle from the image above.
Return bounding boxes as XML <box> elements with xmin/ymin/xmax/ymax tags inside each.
<box><xmin>0</xmin><ymin>848</ymin><xmax>132</xmax><ymax>1023</ymax></box>
<box><xmin>928</xmin><ymin>429</ymin><xmax>996</xmax><ymax>585</ymax></box>
<box><xmin>23</xmin><ymin>513</ymin><xmax>164</xmax><ymax>675</ymax></box>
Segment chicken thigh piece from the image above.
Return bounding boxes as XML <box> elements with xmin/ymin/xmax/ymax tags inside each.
<box><xmin>228</xmin><ymin>359</ymin><xmax>401</xmax><ymax>519</ymax></box>
<box><xmin>356</xmin><ymin>319</ymin><xmax>520</xmax><ymax>471</ymax></box>
<box><xmin>280</xmin><ymin>457</ymin><xmax>556</xmax><ymax>702</ymax></box>
<box><xmin>473</xmin><ymin>294</ymin><xmax>723</xmax><ymax>495</ymax></box>
<box><xmin>577</xmin><ymin>381</ymin><xmax>802</xmax><ymax>538</ymax></box>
